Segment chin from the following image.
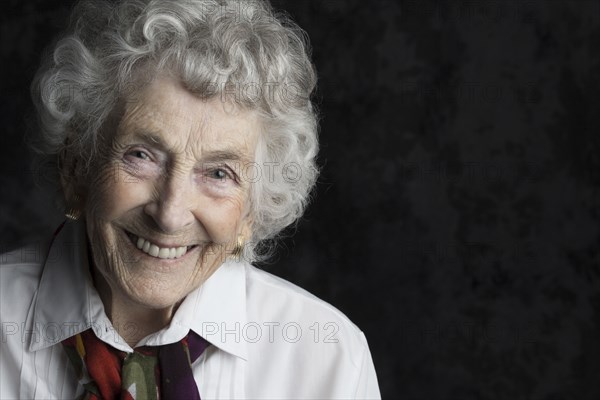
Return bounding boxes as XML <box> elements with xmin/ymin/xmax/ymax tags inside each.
<box><xmin>116</xmin><ymin>243</ymin><xmax>202</xmax><ymax>303</ymax></box>
<box><xmin>123</xmin><ymin>285</ymin><xmax>187</xmax><ymax>310</ymax></box>
<box><xmin>89</xmin><ymin>222</ymin><xmax>223</xmax><ymax>310</ymax></box>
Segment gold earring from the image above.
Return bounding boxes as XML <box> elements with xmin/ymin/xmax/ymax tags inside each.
<box><xmin>65</xmin><ymin>194</ymin><xmax>81</xmax><ymax>221</ymax></box>
<box><xmin>231</xmin><ymin>236</ymin><xmax>245</xmax><ymax>259</ymax></box>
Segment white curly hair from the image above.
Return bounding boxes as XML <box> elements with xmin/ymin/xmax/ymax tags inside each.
<box><xmin>31</xmin><ymin>0</ymin><xmax>319</xmax><ymax>261</ymax></box>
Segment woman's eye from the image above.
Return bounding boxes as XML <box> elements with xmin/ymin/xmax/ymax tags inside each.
<box><xmin>131</xmin><ymin>150</ymin><xmax>150</xmax><ymax>160</ymax></box>
<box><xmin>210</xmin><ymin>169</ymin><xmax>229</xmax><ymax>180</ymax></box>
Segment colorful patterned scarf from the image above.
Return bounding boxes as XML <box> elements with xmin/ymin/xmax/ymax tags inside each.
<box><xmin>62</xmin><ymin>329</ymin><xmax>209</xmax><ymax>400</ymax></box>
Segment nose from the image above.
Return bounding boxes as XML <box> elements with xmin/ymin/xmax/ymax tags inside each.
<box><xmin>144</xmin><ymin>172</ymin><xmax>196</xmax><ymax>233</ymax></box>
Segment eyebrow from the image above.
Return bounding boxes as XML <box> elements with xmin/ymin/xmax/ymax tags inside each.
<box><xmin>131</xmin><ymin>131</ymin><xmax>168</xmax><ymax>151</ymax></box>
<box><xmin>201</xmin><ymin>150</ymin><xmax>248</xmax><ymax>163</ymax></box>
<box><xmin>130</xmin><ymin>131</ymin><xmax>251</xmax><ymax>164</ymax></box>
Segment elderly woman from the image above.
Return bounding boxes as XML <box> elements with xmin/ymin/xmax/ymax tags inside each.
<box><xmin>0</xmin><ymin>0</ymin><xmax>379</xmax><ymax>398</ymax></box>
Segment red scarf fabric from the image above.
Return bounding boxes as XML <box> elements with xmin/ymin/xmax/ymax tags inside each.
<box><xmin>62</xmin><ymin>329</ymin><xmax>209</xmax><ymax>400</ymax></box>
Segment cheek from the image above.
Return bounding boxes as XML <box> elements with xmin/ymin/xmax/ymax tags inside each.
<box><xmin>86</xmin><ymin>164</ymin><xmax>153</xmax><ymax>220</ymax></box>
<box><xmin>198</xmin><ymin>197</ymin><xmax>246</xmax><ymax>242</ymax></box>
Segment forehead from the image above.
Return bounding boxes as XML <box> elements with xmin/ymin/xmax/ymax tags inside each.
<box><xmin>117</xmin><ymin>76</ymin><xmax>260</xmax><ymax>158</ymax></box>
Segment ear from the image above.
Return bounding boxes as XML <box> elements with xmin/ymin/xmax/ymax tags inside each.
<box><xmin>58</xmin><ymin>144</ymin><xmax>86</xmax><ymax>209</ymax></box>
<box><xmin>230</xmin><ymin>216</ymin><xmax>253</xmax><ymax>260</ymax></box>
<box><xmin>238</xmin><ymin>210</ymin><xmax>254</xmax><ymax>244</ymax></box>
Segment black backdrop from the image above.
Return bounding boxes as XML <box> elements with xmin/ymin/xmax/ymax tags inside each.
<box><xmin>2</xmin><ymin>1</ymin><xmax>600</xmax><ymax>399</ymax></box>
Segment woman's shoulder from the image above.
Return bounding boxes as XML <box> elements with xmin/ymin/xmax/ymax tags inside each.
<box><xmin>241</xmin><ymin>262</ymin><xmax>378</xmax><ymax>397</ymax></box>
<box><xmin>0</xmin><ymin>242</ymin><xmax>50</xmax><ymax>348</ymax></box>
<box><xmin>243</xmin><ymin>262</ymin><xmax>369</xmax><ymax>354</ymax></box>
<box><xmin>0</xmin><ymin>242</ymin><xmax>48</xmax><ymax>296</ymax></box>
<box><xmin>245</xmin><ymin>263</ymin><xmax>351</xmax><ymax>316</ymax></box>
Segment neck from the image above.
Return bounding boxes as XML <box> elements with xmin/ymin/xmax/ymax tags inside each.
<box><xmin>91</xmin><ymin>267</ymin><xmax>176</xmax><ymax>347</ymax></box>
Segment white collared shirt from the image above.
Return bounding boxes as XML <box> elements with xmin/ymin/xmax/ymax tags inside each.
<box><xmin>0</xmin><ymin>221</ymin><xmax>380</xmax><ymax>399</ymax></box>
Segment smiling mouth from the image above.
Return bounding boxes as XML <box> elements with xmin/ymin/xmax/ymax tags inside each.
<box><xmin>125</xmin><ymin>231</ymin><xmax>197</xmax><ymax>260</ymax></box>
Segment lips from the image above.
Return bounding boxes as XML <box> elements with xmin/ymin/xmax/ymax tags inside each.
<box><xmin>125</xmin><ymin>231</ymin><xmax>196</xmax><ymax>260</ymax></box>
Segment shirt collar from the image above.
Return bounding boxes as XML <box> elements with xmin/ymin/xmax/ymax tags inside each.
<box><xmin>29</xmin><ymin>220</ymin><xmax>98</xmax><ymax>352</ymax></box>
<box><xmin>169</xmin><ymin>259</ymin><xmax>248</xmax><ymax>360</ymax></box>
<box><xmin>29</xmin><ymin>220</ymin><xmax>248</xmax><ymax>361</ymax></box>
<box><xmin>136</xmin><ymin>259</ymin><xmax>248</xmax><ymax>360</ymax></box>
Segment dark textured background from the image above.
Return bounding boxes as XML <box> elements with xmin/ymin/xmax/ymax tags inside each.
<box><xmin>2</xmin><ymin>1</ymin><xmax>600</xmax><ymax>398</ymax></box>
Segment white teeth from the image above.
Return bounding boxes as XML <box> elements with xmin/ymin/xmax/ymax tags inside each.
<box><xmin>149</xmin><ymin>244</ymin><xmax>159</xmax><ymax>257</ymax></box>
<box><xmin>158</xmin><ymin>247</ymin><xmax>170</xmax><ymax>259</ymax></box>
<box><xmin>134</xmin><ymin>235</ymin><xmax>190</xmax><ymax>259</ymax></box>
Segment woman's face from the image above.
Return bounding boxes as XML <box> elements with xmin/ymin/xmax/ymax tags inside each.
<box><xmin>83</xmin><ymin>75</ymin><xmax>259</xmax><ymax>310</ymax></box>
